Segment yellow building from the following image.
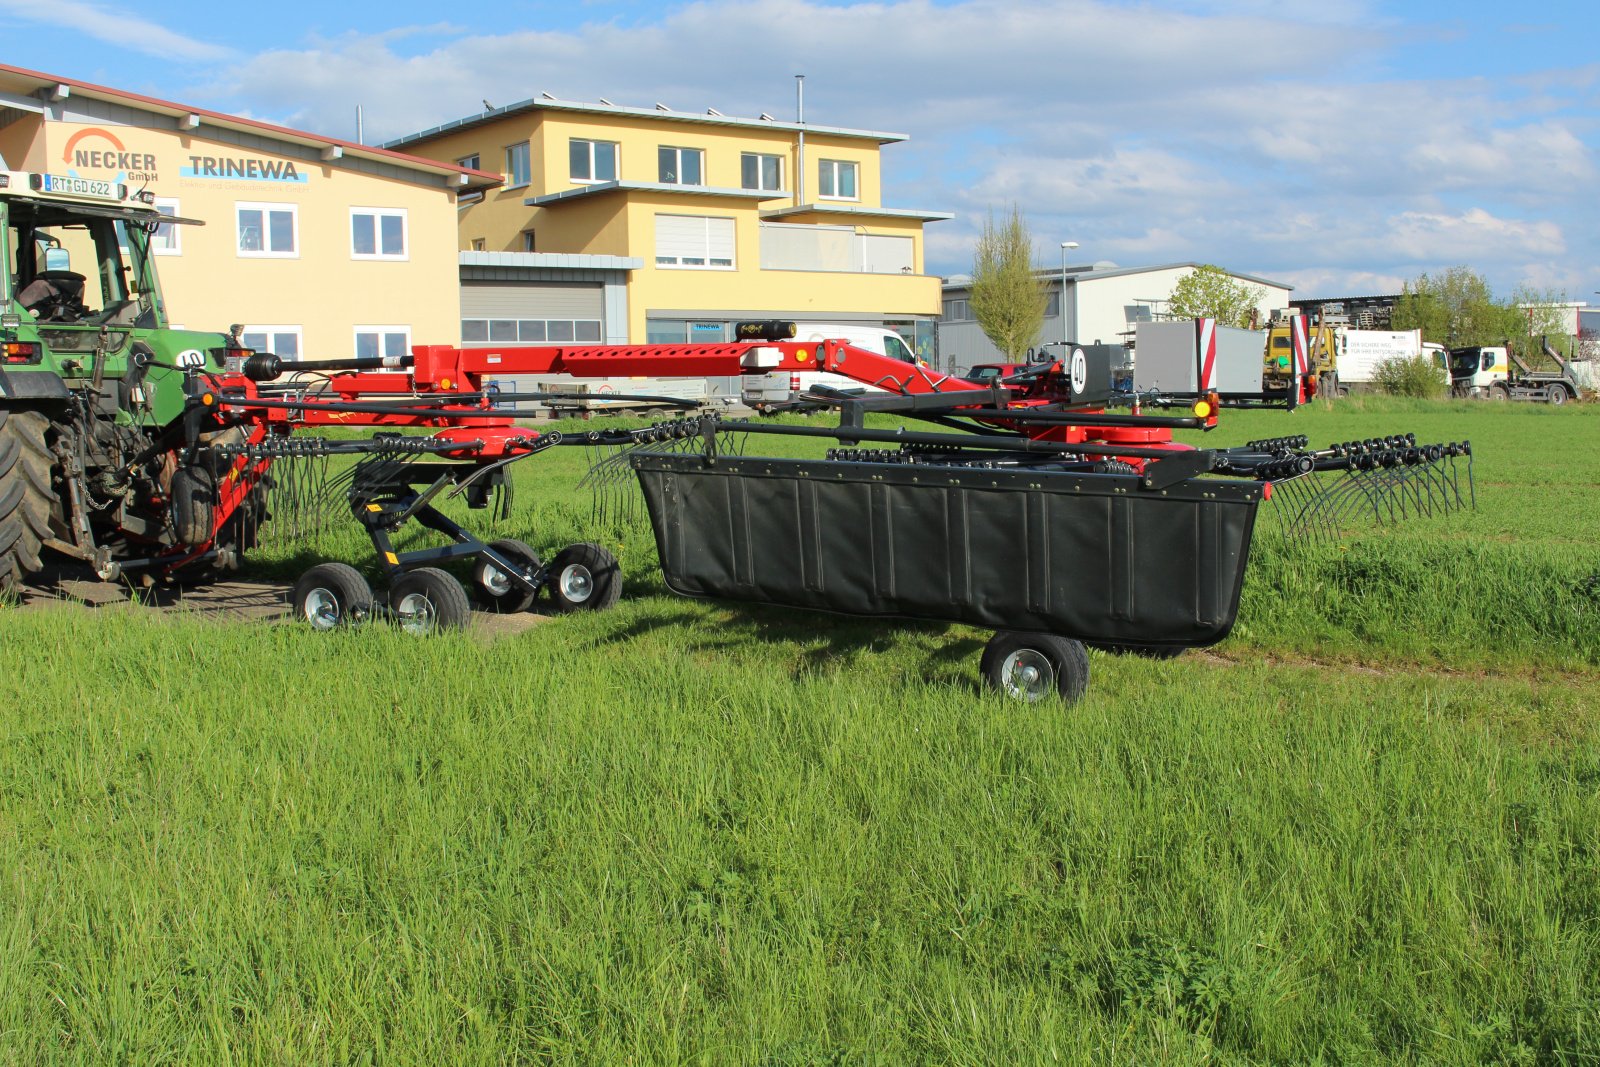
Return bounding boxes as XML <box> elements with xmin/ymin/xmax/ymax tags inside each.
<box><xmin>0</xmin><ymin>62</ymin><xmax>497</xmax><ymax>358</ymax></box>
<box><xmin>383</xmin><ymin>96</ymin><xmax>949</xmax><ymax>357</ymax></box>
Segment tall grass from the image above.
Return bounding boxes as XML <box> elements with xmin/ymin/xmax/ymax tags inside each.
<box><xmin>1</xmin><ymin>608</ymin><xmax>1597</xmax><ymax>1062</ymax></box>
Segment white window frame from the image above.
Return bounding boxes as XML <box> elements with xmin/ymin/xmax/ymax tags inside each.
<box><xmin>235</xmin><ymin>201</ymin><xmax>299</xmax><ymax>259</ymax></box>
<box><xmin>570</xmin><ymin>138</ymin><xmax>619</xmax><ymax>184</ymax></box>
<box><xmin>657</xmin><ymin>145</ymin><xmax>705</xmax><ymax>186</ymax></box>
<box><xmin>741</xmin><ymin>152</ymin><xmax>784</xmax><ymax>192</ymax></box>
<box><xmin>818</xmin><ymin>159</ymin><xmax>859</xmax><ymax>201</ymax></box>
<box><xmin>152</xmin><ymin>197</ymin><xmax>181</xmax><ymax>256</ymax></box>
<box><xmin>505</xmin><ymin>142</ymin><xmax>530</xmax><ymax>187</ymax></box>
<box><xmin>349</xmin><ymin>206</ymin><xmax>408</xmax><ymax>261</ymax></box>
<box><xmin>654</xmin><ymin>214</ymin><xmax>736</xmax><ymax>271</ymax></box>
<box><xmin>239</xmin><ymin>325</ymin><xmax>303</xmax><ymax>360</ymax></box>
<box><xmin>457</xmin><ymin>153</ymin><xmax>480</xmax><ymax>171</ymax></box>
<box><xmin>353</xmin><ymin>325</ymin><xmax>412</xmax><ymax>360</ymax></box>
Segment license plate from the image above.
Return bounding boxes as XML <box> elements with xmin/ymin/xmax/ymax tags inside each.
<box><xmin>42</xmin><ymin>174</ymin><xmax>115</xmax><ymax>199</ymax></box>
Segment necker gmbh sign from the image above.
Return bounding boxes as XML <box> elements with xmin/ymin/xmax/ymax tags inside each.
<box><xmin>60</xmin><ymin>126</ymin><xmax>310</xmax><ymax>185</ymax></box>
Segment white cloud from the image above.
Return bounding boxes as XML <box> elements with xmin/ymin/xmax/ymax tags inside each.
<box><xmin>164</xmin><ymin>0</ymin><xmax>1596</xmax><ymax>296</ymax></box>
<box><xmin>0</xmin><ymin>0</ymin><xmax>232</xmax><ymax>62</ymax></box>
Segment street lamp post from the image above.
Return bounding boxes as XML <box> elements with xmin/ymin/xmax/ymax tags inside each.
<box><xmin>1060</xmin><ymin>241</ymin><xmax>1079</xmax><ymax>347</ymax></box>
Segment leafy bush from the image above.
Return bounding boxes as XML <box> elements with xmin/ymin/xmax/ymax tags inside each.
<box><xmin>1372</xmin><ymin>354</ymin><xmax>1447</xmax><ymax>397</ymax></box>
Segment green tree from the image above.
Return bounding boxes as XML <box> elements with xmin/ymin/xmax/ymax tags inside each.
<box><xmin>1391</xmin><ymin>267</ymin><xmax>1520</xmax><ymax>348</ymax></box>
<box><xmin>1507</xmin><ymin>285</ymin><xmax>1573</xmax><ymax>366</ymax></box>
<box><xmin>1165</xmin><ymin>265</ymin><xmax>1265</xmax><ymax>328</ymax></box>
<box><xmin>970</xmin><ymin>206</ymin><xmax>1048</xmax><ymax>361</ymax></box>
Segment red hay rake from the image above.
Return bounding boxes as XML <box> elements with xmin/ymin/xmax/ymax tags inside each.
<box><xmin>169</xmin><ymin>316</ymin><xmax>1470</xmax><ymax>700</ymax></box>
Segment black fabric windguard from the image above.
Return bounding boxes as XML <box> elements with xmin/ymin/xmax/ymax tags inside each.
<box><xmin>632</xmin><ymin>454</ymin><xmax>1262</xmax><ymax>647</ymax></box>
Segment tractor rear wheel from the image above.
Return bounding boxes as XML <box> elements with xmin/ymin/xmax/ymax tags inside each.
<box><xmin>390</xmin><ymin>567</ymin><xmax>471</xmax><ymax>635</ymax></box>
<box><xmin>292</xmin><ymin>562</ymin><xmax>373</xmax><ymax>630</ymax></box>
<box><xmin>981</xmin><ymin>632</ymin><xmax>1090</xmax><ymax>703</ymax></box>
<box><xmin>0</xmin><ymin>409</ymin><xmax>57</xmax><ymax>594</ymax></box>
<box><xmin>547</xmin><ymin>542</ymin><xmax>621</xmax><ymax>612</ymax></box>
<box><xmin>472</xmin><ymin>538</ymin><xmax>541</xmax><ymax>613</ymax></box>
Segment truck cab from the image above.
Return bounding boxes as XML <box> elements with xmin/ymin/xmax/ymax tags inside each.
<box><xmin>1447</xmin><ymin>345</ymin><xmax>1509</xmax><ymax>398</ymax></box>
<box><xmin>742</xmin><ymin>324</ymin><xmax>922</xmax><ymax>412</ymax></box>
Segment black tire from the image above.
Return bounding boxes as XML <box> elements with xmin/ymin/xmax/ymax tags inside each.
<box><xmin>291</xmin><ymin>562</ymin><xmax>373</xmax><ymax>631</ymax></box>
<box><xmin>472</xmin><ymin>538</ymin><xmax>541</xmax><ymax>613</ymax></box>
<box><xmin>1087</xmin><ymin>641</ymin><xmax>1185</xmax><ymax>660</ymax></box>
<box><xmin>389</xmin><ymin>567</ymin><xmax>471</xmax><ymax>635</ymax></box>
<box><xmin>170</xmin><ymin>465</ymin><xmax>215</xmax><ymax>545</ymax></box>
<box><xmin>1547</xmin><ymin>384</ymin><xmax>1569</xmax><ymax>406</ymax></box>
<box><xmin>980</xmin><ymin>631</ymin><xmax>1090</xmax><ymax>703</ymax></box>
<box><xmin>0</xmin><ymin>409</ymin><xmax>58</xmax><ymax>593</ymax></box>
<box><xmin>547</xmin><ymin>542</ymin><xmax>621</xmax><ymax>613</ymax></box>
<box><xmin>1489</xmin><ymin>385</ymin><xmax>1509</xmax><ymax>402</ymax></box>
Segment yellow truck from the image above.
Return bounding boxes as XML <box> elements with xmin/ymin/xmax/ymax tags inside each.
<box><xmin>1262</xmin><ymin>321</ymin><xmax>1338</xmax><ymax>396</ymax></box>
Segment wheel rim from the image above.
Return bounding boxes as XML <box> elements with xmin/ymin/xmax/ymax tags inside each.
<box><xmin>395</xmin><ymin>591</ymin><xmax>436</xmax><ymax>635</ymax></box>
<box><xmin>482</xmin><ymin>561</ymin><xmax>515</xmax><ymax>597</ymax></box>
<box><xmin>302</xmin><ymin>587</ymin><xmax>342</xmax><ymax>631</ymax></box>
<box><xmin>559</xmin><ymin>563</ymin><xmax>593</xmax><ymax>603</ymax></box>
<box><xmin>1551</xmin><ymin>388</ymin><xmax>1566</xmax><ymax>405</ymax></box>
<box><xmin>1000</xmin><ymin>649</ymin><xmax>1055</xmax><ymax>701</ymax></box>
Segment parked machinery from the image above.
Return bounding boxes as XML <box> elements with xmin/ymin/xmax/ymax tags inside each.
<box><xmin>0</xmin><ymin>178</ymin><xmax>1471</xmax><ymax>702</ymax></box>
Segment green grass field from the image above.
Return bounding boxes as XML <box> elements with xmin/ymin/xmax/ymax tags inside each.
<box><xmin>2</xmin><ymin>398</ymin><xmax>1597</xmax><ymax>1063</ymax></box>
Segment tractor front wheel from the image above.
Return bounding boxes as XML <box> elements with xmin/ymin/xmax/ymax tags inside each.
<box><xmin>0</xmin><ymin>409</ymin><xmax>57</xmax><ymax>594</ymax></box>
<box><xmin>291</xmin><ymin>562</ymin><xmax>372</xmax><ymax>630</ymax></box>
<box><xmin>547</xmin><ymin>542</ymin><xmax>621</xmax><ymax>613</ymax></box>
<box><xmin>981</xmin><ymin>632</ymin><xmax>1090</xmax><ymax>703</ymax></box>
<box><xmin>390</xmin><ymin>567</ymin><xmax>471</xmax><ymax>635</ymax></box>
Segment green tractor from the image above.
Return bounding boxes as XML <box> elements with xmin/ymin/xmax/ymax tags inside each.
<box><xmin>0</xmin><ymin>170</ymin><xmax>262</xmax><ymax>592</ymax></box>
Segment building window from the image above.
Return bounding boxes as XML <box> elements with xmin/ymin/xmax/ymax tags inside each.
<box><xmin>505</xmin><ymin>142</ymin><xmax>530</xmax><ymax>186</ymax></box>
<box><xmin>240</xmin><ymin>326</ymin><xmax>302</xmax><ymax>359</ymax></box>
<box><xmin>521</xmin><ymin>230</ymin><xmax>536</xmax><ymax>253</ymax></box>
<box><xmin>741</xmin><ymin>152</ymin><xmax>783</xmax><ymax>192</ymax></box>
<box><xmin>941</xmin><ymin>298</ymin><xmax>971</xmax><ymax>322</ymax></box>
<box><xmin>458</xmin><ymin>153</ymin><xmax>480</xmax><ymax>171</ymax></box>
<box><xmin>818</xmin><ymin>159</ymin><xmax>858</xmax><ymax>200</ymax></box>
<box><xmin>470</xmin><ymin>238</ymin><xmax>486</xmax><ymax>251</ymax></box>
<box><xmin>461</xmin><ymin>318</ymin><xmax>602</xmax><ymax>344</ymax></box>
<box><xmin>350</xmin><ymin>207</ymin><xmax>407</xmax><ymax>260</ymax></box>
<box><xmin>655</xmin><ymin>214</ymin><xmax>735</xmax><ymax>270</ymax></box>
<box><xmin>152</xmin><ymin>197</ymin><xmax>181</xmax><ymax>255</ymax></box>
<box><xmin>657</xmin><ymin>146</ymin><xmax>704</xmax><ymax>186</ymax></box>
<box><xmin>355</xmin><ymin>326</ymin><xmax>411</xmax><ymax>359</ymax></box>
<box><xmin>236</xmin><ymin>202</ymin><xmax>298</xmax><ymax>257</ymax></box>
<box><xmin>570</xmin><ymin>138</ymin><xmax>618</xmax><ymax>183</ymax></box>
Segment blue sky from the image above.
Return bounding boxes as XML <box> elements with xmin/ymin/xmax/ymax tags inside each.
<box><xmin>3</xmin><ymin>0</ymin><xmax>1596</xmax><ymax>303</ymax></box>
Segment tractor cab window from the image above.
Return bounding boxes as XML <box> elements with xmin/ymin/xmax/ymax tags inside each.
<box><xmin>1482</xmin><ymin>352</ymin><xmax>1495</xmax><ymax>372</ymax></box>
<box><xmin>12</xmin><ymin>214</ymin><xmax>145</xmax><ymax>327</ymax></box>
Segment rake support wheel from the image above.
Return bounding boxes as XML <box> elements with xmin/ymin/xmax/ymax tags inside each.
<box><xmin>981</xmin><ymin>632</ymin><xmax>1090</xmax><ymax>703</ymax></box>
<box><xmin>0</xmin><ymin>409</ymin><xmax>57</xmax><ymax>593</ymax></box>
<box><xmin>547</xmin><ymin>542</ymin><xmax>621</xmax><ymax>613</ymax></box>
<box><xmin>390</xmin><ymin>567</ymin><xmax>471</xmax><ymax>635</ymax></box>
<box><xmin>472</xmin><ymin>538</ymin><xmax>541</xmax><ymax>614</ymax></box>
<box><xmin>291</xmin><ymin>562</ymin><xmax>373</xmax><ymax>630</ymax></box>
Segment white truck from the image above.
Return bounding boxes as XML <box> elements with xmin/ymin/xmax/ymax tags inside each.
<box><xmin>1333</xmin><ymin>328</ymin><xmax>1425</xmax><ymax>391</ymax></box>
<box><xmin>1448</xmin><ymin>340</ymin><xmax>1584</xmax><ymax>404</ymax></box>
<box><xmin>741</xmin><ymin>324</ymin><xmax>923</xmax><ymax>412</ymax></box>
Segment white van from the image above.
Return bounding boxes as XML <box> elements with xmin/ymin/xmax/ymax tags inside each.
<box><xmin>741</xmin><ymin>324</ymin><xmax>923</xmax><ymax>411</ymax></box>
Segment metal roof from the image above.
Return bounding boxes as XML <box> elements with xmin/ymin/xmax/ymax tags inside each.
<box><xmin>942</xmin><ymin>262</ymin><xmax>1294</xmax><ymax>292</ymax></box>
<box><xmin>761</xmin><ymin>204</ymin><xmax>954</xmax><ymax>223</ymax></box>
<box><xmin>525</xmin><ymin>180</ymin><xmax>783</xmax><ymax>207</ymax></box>
<box><xmin>0</xmin><ymin>62</ymin><xmax>502</xmax><ymax>192</ymax></box>
<box><xmin>384</xmin><ymin>96</ymin><xmax>908</xmax><ymax>150</ymax></box>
